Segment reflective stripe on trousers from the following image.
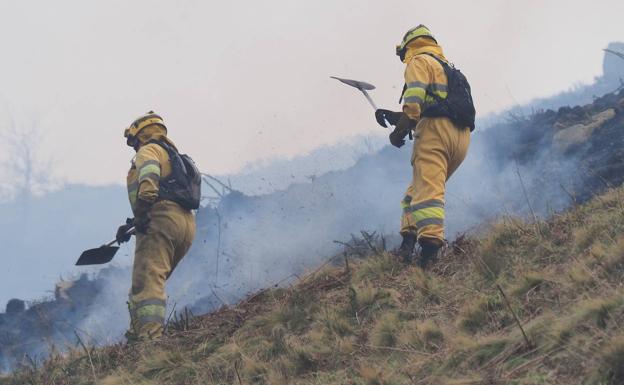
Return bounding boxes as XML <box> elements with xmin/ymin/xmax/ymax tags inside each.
<box><xmin>129</xmin><ymin>298</ymin><xmax>166</xmax><ymax>326</ymax></box>
<box><xmin>404</xmin><ymin>199</ymin><xmax>445</xmax><ymax>228</ymax></box>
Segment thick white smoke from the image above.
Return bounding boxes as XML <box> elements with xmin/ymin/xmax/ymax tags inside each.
<box><xmin>2</xmin><ymin>51</ymin><xmax>623</xmax><ymax>372</ymax></box>
<box><xmin>79</xmin><ymin>87</ymin><xmax>624</xmax><ymax>347</ymax></box>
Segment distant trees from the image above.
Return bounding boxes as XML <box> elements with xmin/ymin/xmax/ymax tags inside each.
<box><xmin>0</xmin><ymin>115</ymin><xmax>54</xmax><ymax>205</ymax></box>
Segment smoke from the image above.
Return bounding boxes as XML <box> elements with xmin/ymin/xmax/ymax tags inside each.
<box><xmin>2</xmin><ymin>56</ymin><xmax>623</xmax><ymax>373</ymax></box>
<box><xmin>163</xmin><ymin>120</ymin><xmax>584</xmax><ymax>316</ymax></box>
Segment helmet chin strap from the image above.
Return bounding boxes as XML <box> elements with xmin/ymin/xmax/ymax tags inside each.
<box><xmin>127</xmin><ymin>136</ymin><xmax>140</xmax><ymax>150</ymax></box>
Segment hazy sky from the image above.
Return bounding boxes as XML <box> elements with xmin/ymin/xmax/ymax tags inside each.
<box><xmin>0</xmin><ymin>0</ymin><xmax>622</xmax><ymax>186</ymax></box>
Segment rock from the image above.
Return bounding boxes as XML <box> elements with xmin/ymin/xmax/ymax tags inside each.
<box><xmin>5</xmin><ymin>299</ymin><xmax>25</xmax><ymax>314</ymax></box>
<box><xmin>553</xmin><ymin>108</ymin><xmax>616</xmax><ymax>153</ymax></box>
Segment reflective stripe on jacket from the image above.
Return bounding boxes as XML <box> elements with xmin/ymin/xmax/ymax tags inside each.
<box><xmin>400</xmin><ymin>38</ymin><xmax>449</xmax><ymax>121</ymax></box>
<box><xmin>126</xmin><ymin>143</ymin><xmax>173</xmax><ymax>212</ymax></box>
<box><xmin>402</xmin><ymin>54</ymin><xmax>449</xmax><ymax>121</ymax></box>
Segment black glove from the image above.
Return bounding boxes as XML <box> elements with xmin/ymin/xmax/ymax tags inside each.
<box><xmin>375</xmin><ymin>109</ymin><xmax>404</xmax><ymax>128</ymax></box>
<box><xmin>389</xmin><ymin>128</ymin><xmax>407</xmax><ymax>148</ymax></box>
<box><xmin>116</xmin><ymin>218</ymin><xmax>134</xmax><ymax>244</ymax></box>
<box><xmin>389</xmin><ymin>113</ymin><xmax>419</xmax><ymax>148</ymax></box>
<box><xmin>133</xmin><ymin>199</ymin><xmax>153</xmax><ymax>234</ymax></box>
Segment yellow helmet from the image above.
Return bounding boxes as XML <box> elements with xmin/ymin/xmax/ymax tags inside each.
<box><xmin>396</xmin><ymin>25</ymin><xmax>437</xmax><ymax>61</ymax></box>
<box><xmin>124</xmin><ymin>111</ymin><xmax>166</xmax><ymax>146</ymax></box>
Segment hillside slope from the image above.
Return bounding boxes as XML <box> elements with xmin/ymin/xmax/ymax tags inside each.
<box><xmin>1</xmin><ymin>50</ymin><xmax>622</xmax><ymax>376</ymax></box>
<box><xmin>3</xmin><ymin>186</ymin><xmax>624</xmax><ymax>384</ymax></box>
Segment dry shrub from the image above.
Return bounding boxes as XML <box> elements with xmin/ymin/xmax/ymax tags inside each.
<box><xmin>567</xmin><ymin>261</ymin><xmax>595</xmax><ymax>286</ymax></box>
<box><xmin>476</xmin><ymin>220</ymin><xmax>526</xmax><ymax>278</ymax></box>
<box><xmin>242</xmin><ymin>359</ymin><xmax>267</xmax><ymax>384</ymax></box>
<box><xmin>288</xmin><ymin>348</ymin><xmax>317</xmax><ymax>375</ymax></box>
<box><xmin>603</xmin><ymin>237</ymin><xmax>624</xmax><ymax>272</ymax></box>
<box><xmin>354</xmin><ymin>252</ymin><xmax>403</xmax><ymax>282</ymax></box>
<box><xmin>349</xmin><ymin>282</ymin><xmax>394</xmax><ymax>320</ymax></box>
<box><xmin>598</xmin><ymin>336</ymin><xmax>624</xmax><ymax>385</ymax></box>
<box><xmin>399</xmin><ymin>319</ymin><xmax>444</xmax><ymax>353</ymax></box>
<box><xmin>359</xmin><ymin>365</ymin><xmax>383</xmax><ymax>385</ymax></box>
<box><xmin>318</xmin><ymin>307</ymin><xmax>353</xmax><ymax>338</ymax></box>
<box><xmin>578</xmin><ymin>296</ymin><xmax>623</xmax><ymax>329</ymax></box>
<box><xmin>370</xmin><ymin>313</ymin><xmax>401</xmax><ymax>347</ymax></box>
<box><xmin>258</xmin><ymin>325</ymin><xmax>288</xmax><ymax>361</ymax></box>
<box><xmin>457</xmin><ymin>294</ymin><xmax>505</xmax><ymax>334</ymax></box>
<box><xmin>549</xmin><ymin>295</ymin><xmax>623</xmax><ymax>348</ymax></box>
<box><xmin>512</xmin><ymin>271</ymin><xmax>549</xmax><ymax>297</ymax></box>
<box><xmin>468</xmin><ymin>336</ymin><xmax>509</xmax><ymax>368</ymax></box>
<box><xmin>405</xmin><ymin>268</ymin><xmax>442</xmax><ymax>303</ymax></box>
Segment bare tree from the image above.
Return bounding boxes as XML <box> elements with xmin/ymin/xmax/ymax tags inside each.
<box><xmin>603</xmin><ymin>48</ymin><xmax>624</xmax><ymax>62</ymax></box>
<box><xmin>0</xmin><ymin>114</ymin><xmax>53</xmax><ymax>205</ymax></box>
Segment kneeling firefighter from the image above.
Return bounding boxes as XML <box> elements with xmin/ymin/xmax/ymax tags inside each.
<box><xmin>116</xmin><ymin>111</ymin><xmax>201</xmax><ymax>341</ymax></box>
<box><xmin>375</xmin><ymin>25</ymin><xmax>475</xmax><ymax>268</ymax></box>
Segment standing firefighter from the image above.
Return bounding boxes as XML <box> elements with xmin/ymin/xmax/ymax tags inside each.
<box><xmin>116</xmin><ymin>111</ymin><xmax>201</xmax><ymax>341</ymax></box>
<box><xmin>375</xmin><ymin>25</ymin><xmax>475</xmax><ymax>268</ymax></box>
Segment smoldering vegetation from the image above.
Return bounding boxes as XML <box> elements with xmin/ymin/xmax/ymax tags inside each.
<box><xmin>169</xmin><ymin>87</ymin><xmax>624</xmax><ymax>318</ymax></box>
<box><xmin>0</xmin><ymin>268</ymin><xmax>127</xmax><ymax>373</ymax></box>
<box><xmin>1</xmin><ymin>47</ymin><xmax>623</xmax><ymax>373</ymax></box>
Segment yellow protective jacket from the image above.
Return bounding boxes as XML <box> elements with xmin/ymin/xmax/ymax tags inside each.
<box><xmin>126</xmin><ymin>124</ymin><xmax>177</xmax><ymax>213</ymax></box>
<box><xmin>124</xmin><ymin>122</ymin><xmax>196</xmax><ymax>340</ymax></box>
<box><xmin>398</xmin><ymin>39</ymin><xmax>471</xmax><ymax>242</ymax></box>
<box><xmin>401</xmin><ymin>39</ymin><xmax>449</xmax><ymax>122</ymax></box>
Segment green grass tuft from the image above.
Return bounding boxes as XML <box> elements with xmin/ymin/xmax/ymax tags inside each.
<box><xmin>370</xmin><ymin>313</ymin><xmax>401</xmax><ymax>347</ymax></box>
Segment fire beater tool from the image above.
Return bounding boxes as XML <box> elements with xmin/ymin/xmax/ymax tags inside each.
<box><xmin>331</xmin><ymin>76</ymin><xmax>391</xmax><ymax>127</ymax></box>
<box><xmin>75</xmin><ymin>227</ymin><xmax>135</xmax><ymax>266</ymax></box>
<box><xmin>330</xmin><ymin>76</ymin><xmax>379</xmax><ymax>110</ymax></box>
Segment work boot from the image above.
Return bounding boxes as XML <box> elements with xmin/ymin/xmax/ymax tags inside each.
<box><xmin>397</xmin><ymin>233</ymin><xmax>417</xmax><ymax>264</ymax></box>
<box><xmin>125</xmin><ymin>301</ymin><xmax>142</xmax><ymax>344</ymax></box>
<box><xmin>125</xmin><ymin>329</ymin><xmax>142</xmax><ymax>345</ymax></box>
<box><xmin>417</xmin><ymin>237</ymin><xmax>443</xmax><ymax>269</ymax></box>
<box><xmin>125</xmin><ymin>323</ymin><xmax>163</xmax><ymax>344</ymax></box>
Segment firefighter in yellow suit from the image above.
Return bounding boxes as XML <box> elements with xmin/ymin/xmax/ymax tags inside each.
<box><xmin>375</xmin><ymin>25</ymin><xmax>471</xmax><ymax>268</ymax></box>
<box><xmin>116</xmin><ymin>112</ymin><xmax>196</xmax><ymax>341</ymax></box>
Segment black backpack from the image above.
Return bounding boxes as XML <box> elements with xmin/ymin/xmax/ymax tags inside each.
<box><xmin>421</xmin><ymin>54</ymin><xmax>476</xmax><ymax>131</ymax></box>
<box><xmin>148</xmin><ymin>140</ymin><xmax>202</xmax><ymax>210</ymax></box>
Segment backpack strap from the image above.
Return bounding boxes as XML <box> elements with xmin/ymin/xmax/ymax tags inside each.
<box><xmin>422</xmin><ymin>52</ymin><xmax>449</xmax><ymax>67</ymax></box>
<box><xmin>147</xmin><ymin>139</ymin><xmax>177</xmax><ymax>156</ymax></box>
<box><xmin>398</xmin><ymin>83</ymin><xmax>407</xmax><ymax>104</ymax></box>
<box><xmin>400</xmin><ymin>53</ymin><xmax>449</xmax><ymax>104</ymax></box>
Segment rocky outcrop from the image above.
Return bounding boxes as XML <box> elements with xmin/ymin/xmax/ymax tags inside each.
<box><xmin>553</xmin><ymin>108</ymin><xmax>617</xmax><ymax>152</ymax></box>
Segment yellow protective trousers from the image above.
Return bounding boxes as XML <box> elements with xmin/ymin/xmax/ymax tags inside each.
<box><xmin>129</xmin><ymin>200</ymin><xmax>196</xmax><ymax>339</ymax></box>
<box><xmin>400</xmin><ymin>117</ymin><xmax>470</xmax><ymax>242</ymax></box>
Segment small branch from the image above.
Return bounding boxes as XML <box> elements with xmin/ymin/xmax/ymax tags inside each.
<box><xmin>503</xmin><ymin>347</ymin><xmax>563</xmax><ymax>379</ymax></box>
<box><xmin>210</xmin><ymin>287</ymin><xmax>226</xmax><ymax>307</ymax></box>
<box><xmin>559</xmin><ymin>182</ymin><xmax>577</xmax><ymax>207</ymax></box>
<box><xmin>360</xmin><ymin>231</ymin><xmax>379</xmax><ymax>253</ymax></box>
<box><xmin>234</xmin><ymin>360</ymin><xmax>244</xmax><ymax>385</ymax></box>
<box><xmin>215</xmin><ymin>208</ymin><xmax>222</xmax><ymax>282</ymax></box>
<box><xmin>333</xmin><ymin>240</ymin><xmax>363</xmax><ymax>257</ymax></box>
<box><xmin>353</xmin><ymin>343</ymin><xmax>432</xmax><ymax>356</ymax></box>
<box><xmin>496</xmin><ymin>284</ymin><xmax>532</xmax><ymax>349</ymax></box>
<box><xmin>604</xmin><ymin>48</ymin><xmax>624</xmax><ymax>61</ymax></box>
<box><xmin>74</xmin><ymin>331</ymin><xmax>97</xmax><ymax>383</ymax></box>
<box><xmin>514</xmin><ymin>159</ymin><xmax>543</xmax><ymax>238</ymax></box>
<box><xmin>163</xmin><ymin>302</ymin><xmax>178</xmax><ymax>334</ymax></box>
<box><xmin>202</xmin><ymin>174</ymin><xmax>235</xmax><ymax>193</ymax></box>
<box><xmin>203</xmin><ymin>179</ymin><xmax>224</xmax><ymax>198</ymax></box>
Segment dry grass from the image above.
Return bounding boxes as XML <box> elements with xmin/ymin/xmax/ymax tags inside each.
<box><xmin>3</xmin><ymin>187</ymin><xmax>624</xmax><ymax>384</ymax></box>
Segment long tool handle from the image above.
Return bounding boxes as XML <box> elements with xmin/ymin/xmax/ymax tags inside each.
<box><xmin>361</xmin><ymin>89</ymin><xmax>392</xmax><ymax>128</ymax></box>
<box><xmin>104</xmin><ymin>227</ymin><xmax>136</xmax><ymax>247</ymax></box>
<box><xmin>360</xmin><ymin>89</ymin><xmax>378</xmax><ymax>110</ymax></box>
